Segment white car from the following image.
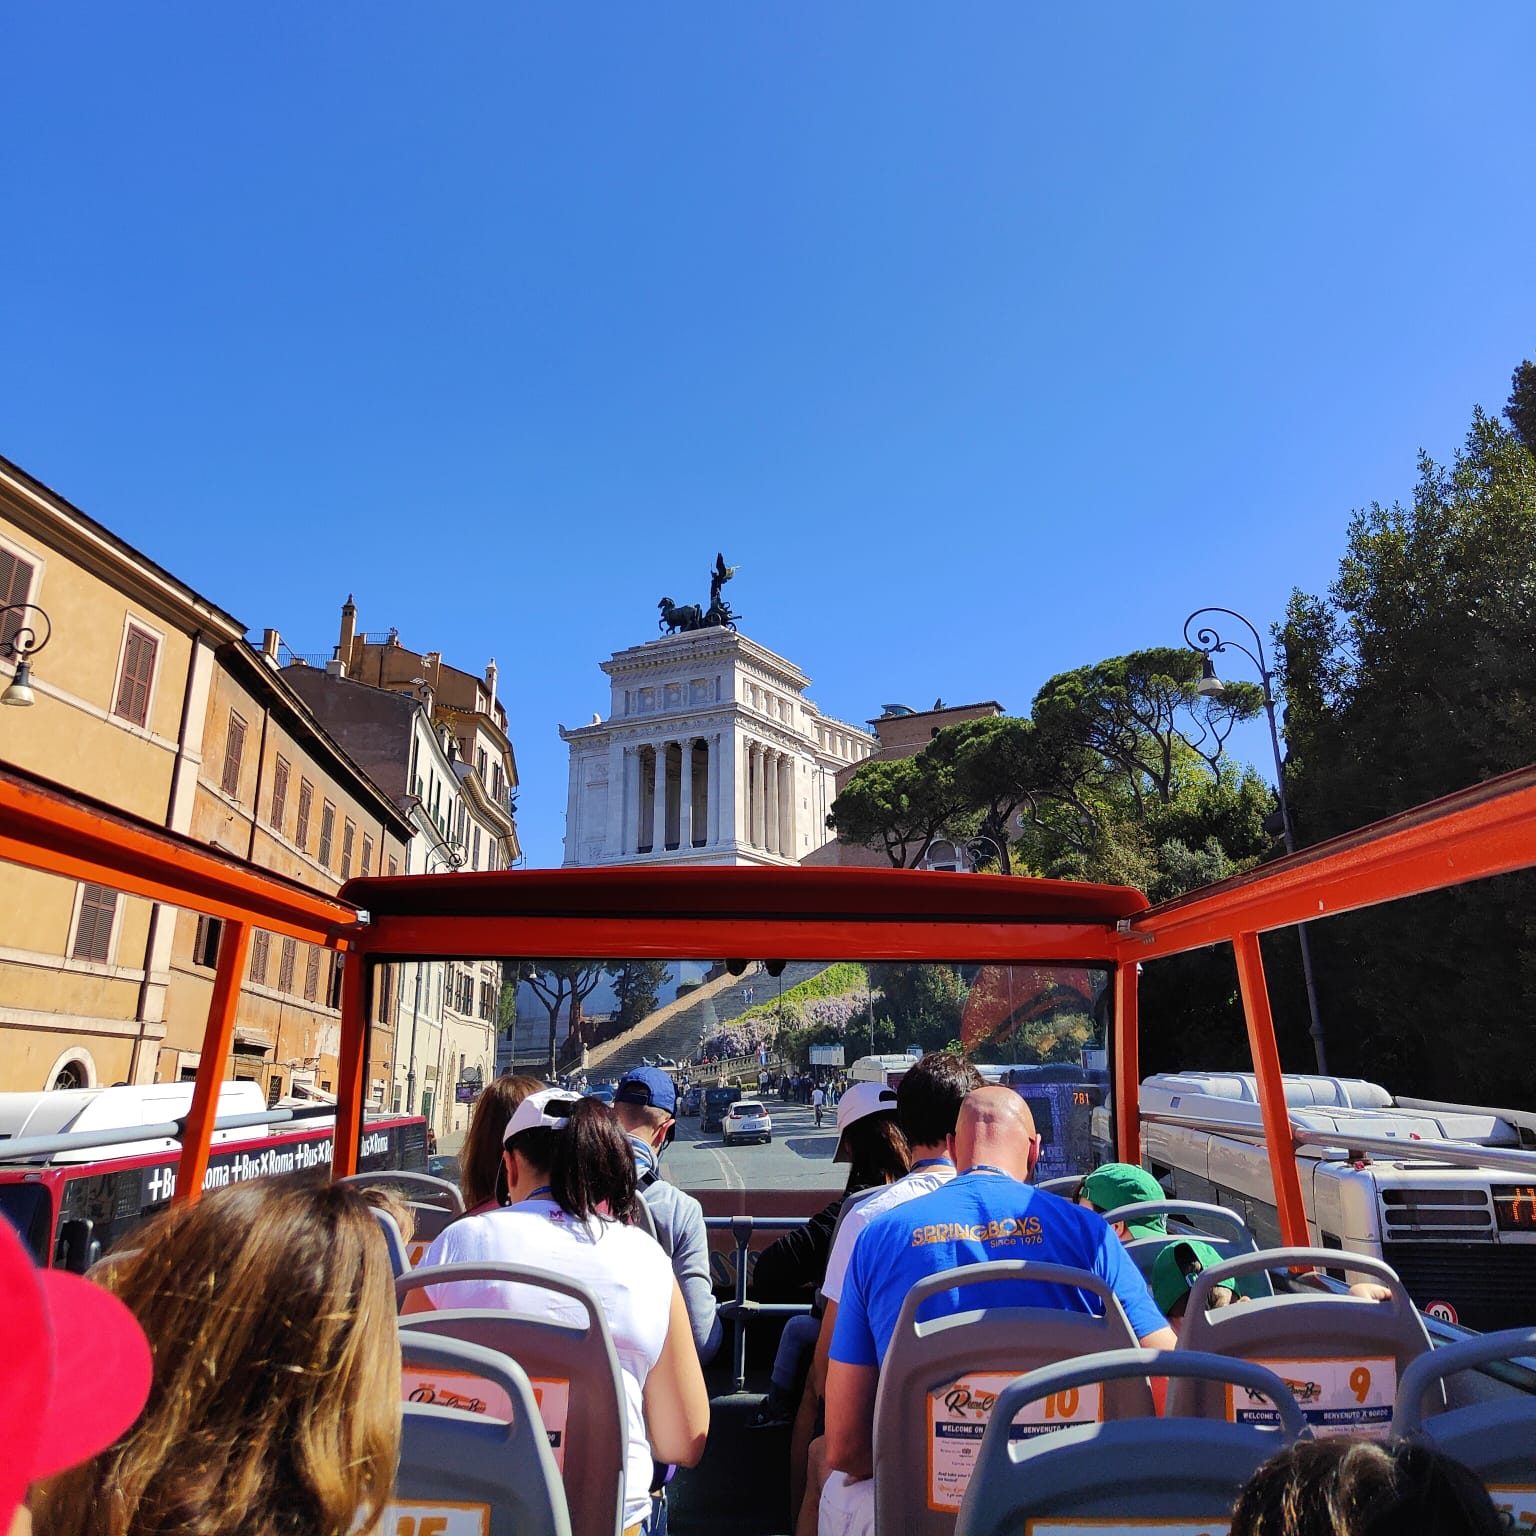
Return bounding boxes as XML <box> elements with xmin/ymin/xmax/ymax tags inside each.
<box><xmin>722</xmin><ymin>1099</ymin><xmax>772</xmax><ymax>1146</ymax></box>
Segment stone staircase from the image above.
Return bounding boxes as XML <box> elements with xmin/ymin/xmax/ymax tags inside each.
<box><xmin>590</xmin><ymin>960</ymin><xmax>834</xmax><ymax>1078</ymax></box>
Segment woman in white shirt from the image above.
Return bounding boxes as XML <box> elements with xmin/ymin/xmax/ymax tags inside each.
<box><xmin>411</xmin><ymin>1089</ymin><xmax>708</xmax><ymax>1535</ymax></box>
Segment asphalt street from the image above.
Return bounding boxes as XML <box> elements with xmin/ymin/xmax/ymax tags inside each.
<box><xmin>658</xmin><ymin>1098</ymin><xmax>848</xmax><ymax>1193</ymax></box>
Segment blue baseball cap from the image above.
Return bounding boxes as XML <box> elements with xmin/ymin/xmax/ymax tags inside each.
<box><xmin>616</xmin><ymin>1067</ymin><xmax>677</xmax><ymax>1115</ymax></box>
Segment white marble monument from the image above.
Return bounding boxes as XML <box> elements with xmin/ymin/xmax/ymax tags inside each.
<box><xmin>558</xmin><ymin>627</ymin><xmax>874</xmax><ymax>866</ymax></box>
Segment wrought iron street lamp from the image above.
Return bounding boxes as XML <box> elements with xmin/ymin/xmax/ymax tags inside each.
<box><xmin>0</xmin><ymin>603</ymin><xmax>52</xmax><ymax>707</ymax></box>
<box><xmin>1184</xmin><ymin>606</ymin><xmax>1328</xmax><ymax>1074</ymax></box>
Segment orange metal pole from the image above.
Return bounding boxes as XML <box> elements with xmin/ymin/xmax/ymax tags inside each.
<box><xmin>333</xmin><ymin>953</ymin><xmax>368</xmax><ymax>1178</ymax></box>
<box><xmin>1113</xmin><ymin>960</ymin><xmax>1141</xmax><ymax>1164</ymax></box>
<box><xmin>1232</xmin><ymin>930</ymin><xmax>1309</xmax><ymax>1246</ymax></box>
<box><xmin>175</xmin><ymin>919</ymin><xmax>250</xmax><ymax>1207</ymax></box>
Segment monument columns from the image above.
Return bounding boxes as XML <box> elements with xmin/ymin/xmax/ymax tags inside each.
<box><xmin>765</xmin><ymin>748</ymin><xmax>780</xmax><ymax>855</ymax></box>
<box><xmin>679</xmin><ymin>736</ymin><xmax>695</xmax><ymax>850</ymax></box>
<box><xmin>624</xmin><ymin>746</ymin><xmax>641</xmax><ymax>855</ymax></box>
<box><xmin>779</xmin><ymin>755</ymin><xmax>794</xmax><ymax>858</ymax></box>
<box><xmin>606</xmin><ymin>739</ymin><xmax>625</xmax><ymax>856</ymax></box>
<box><xmin>652</xmin><ymin>739</ymin><xmax>669</xmax><ymax>855</ymax></box>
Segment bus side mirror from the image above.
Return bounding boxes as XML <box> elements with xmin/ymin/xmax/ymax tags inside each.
<box><xmin>56</xmin><ymin>1217</ymin><xmax>99</xmax><ymax>1274</ymax></box>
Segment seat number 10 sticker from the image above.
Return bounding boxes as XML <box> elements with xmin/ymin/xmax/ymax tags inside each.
<box><xmin>927</xmin><ymin>1372</ymin><xmax>1101</xmax><ymax>1512</ymax></box>
<box><xmin>1226</xmin><ymin>1357</ymin><xmax>1393</xmax><ymax>1440</ymax></box>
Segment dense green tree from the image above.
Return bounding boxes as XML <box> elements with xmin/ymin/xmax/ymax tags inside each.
<box><xmin>1277</xmin><ymin>406</ymin><xmax>1536</xmax><ymax>1102</ymax></box>
<box><xmin>511</xmin><ymin>959</ymin><xmax>614</xmax><ymax>1071</ymax></box>
<box><xmin>612</xmin><ymin>960</ymin><xmax>673</xmax><ymax>1034</ymax></box>
<box><xmin>1507</xmin><ymin>358</ymin><xmax>1536</xmax><ymax>457</ymax></box>
<box><xmin>826</xmin><ymin>753</ymin><xmax>963</xmax><ymax>866</ymax></box>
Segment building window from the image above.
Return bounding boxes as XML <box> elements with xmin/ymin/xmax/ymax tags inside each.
<box><xmin>303</xmin><ymin>943</ymin><xmax>320</xmax><ymax>1002</ymax></box>
<box><xmin>0</xmin><ymin>546</ymin><xmax>38</xmax><ymax>650</ymax></box>
<box><xmin>328</xmin><ymin>953</ymin><xmax>343</xmax><ymax>1009</ymax></box>
<box><xmin>221</xmin><ymin>712</ymin><xmax>247</xmax><ymax>798</ymax></box>
<box><xmin>387</xmin><ymin>855</ymin><xmax>398</xmax><ymax>878</ymax></box>
<box><xmin>375</xmin><ymin>963</ymin><xmax>392</xmax><ymax>1024</ymax></box>
<box><xmin>472</xmin><ymin>825</ymin><xmax>481</xmax><ymax>868</ymax></box>
<box><xmin>318</xmin><ymin>802</ymin><xmax>336</xmax><ymax>867</ymax></box>
<box><xmin>113</xmin><ymin>625</ymin><xmax>159</xmax><ymax>728</ymax></box>
<box><xmin>270</xmin><ymin>756</ymin><xmax>290</xmax><ymax>831</ymax></box>
<box><xmin>361</xmin><ymin>834</ymin><xmax>374</xmax><ymax>878</ymax></box>
<box><xmin>476</xmin><ymin>747</ymin><xmax>488</xmax><ymax>779</ymax></box>
<box><xmin>71</xmin><ymin>884</ymin><xmax>118</xmax><ymax>963</ymax></box>
<box><xmin>278</xmin><ymin>936</ymin><xmax>297</xmax><ymax>993</ymax></box>
<box><xmin>295</xmin><ymin>779</ymin><xmax>314</xmax><ymax>850</ymax></box>
<box><xmin>340</xmin><ymin>819</ymin><xmax>356</xmax><ymax>878</ymax></box>
<box><xmin>192</xmin><ymin>915</ymin><xmax>223</xmax><ymax>968</ymax></box>
<box><xmin>250</xmin><ymin>929</ymin><xmax>271</xmax><ymax>985</ymax></box>
<box><xmin>52</xmin><ymin>1059</ymin><xmax>89</xmax><ymax>1091</ymax></box>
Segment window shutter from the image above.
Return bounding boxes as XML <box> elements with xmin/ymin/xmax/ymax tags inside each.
<box><xmin>72</xmin><ymin>884</ymin><xmax>118</xmax><ymax>963</ymax></box>
<box><xmin>361</xmin><ymin>834</ymin><xmax>373</xmax><ymax>878</ymax></box>
<box><xmin>270</xmin><ymin>757</ymin><xmax>290</xmax><ymax>830</ymax></box>
<box><xmin>341</xmin><ymin>820</ymin><xmax>355</xmax><ymax>878</ymax></box>
<box><xmin>278</xmin><ymin>937</ymin><xmax>297</xmax><ymax>993</ymax></box>
<box><xmin>296</xmin><ymin>781</ymin><xmax>313</xmax><ymax>849</ymax></box>
<box><xmin>221</xmin><ymin>713</ymin><xmax>246</xmax><ymax>797</ymax></box>
<box><xmin>0</xmin><ymin>549</ymin><xmax>36</xmax><ymax>649</ymax></box>
<box><xmin>113</xmin><ymin>626</ymin><xmax>159</xmax><ymax>727</ymax></box>
<box><xmin>318</xmin><ymin>803</ymin><xmax>335</xmax><ymax>867</ymax></box>
<box><xmin>303</xmin><ymin>944</ymin><xmax>320</xmax><ymax>1002</ymax></box>
<box><xmin>250</xmin><ymin>929</ymin><xmax>271</xmax><ymax>984</ymax></box>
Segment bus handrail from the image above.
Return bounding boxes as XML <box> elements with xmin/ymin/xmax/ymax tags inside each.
<box><xmin>703</xmin><ymin>1214</ymin><xmax>813</xmax><ymax>1393</ymax></box>
<box><xmin>0</xmin><ymin>1101</ymin><xmax>343</xmax><ymax>1163</ymax></box>
<box><xmin>1139</xmin><ymin>1109</ymin><xmax>1536</xmax><ymax>1176</ymax></box>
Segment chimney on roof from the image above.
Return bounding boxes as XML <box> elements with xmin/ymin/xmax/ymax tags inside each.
<box><xmin>485</xmin><ymin>658</ymin><xmax>498</xmax><ymax>715</ymax></box>
<box><xmin>337</xmin><ymin>596</ymin><xmax>357</xmax><ymax>670</ymax></box>
<box><xmin>261</xmin><ymin>628</ymin><xmax>281</xmax><ymax>661</ymax></box>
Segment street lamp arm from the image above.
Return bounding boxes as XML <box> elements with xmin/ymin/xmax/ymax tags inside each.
<box><xmin>1183</xmin><ymin>606</ymin><xmax>1271</xmax><ymax>691</ymax></box>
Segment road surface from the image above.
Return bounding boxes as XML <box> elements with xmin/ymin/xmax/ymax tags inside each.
<box><xmin>659</xmin><ymin>1098</ymin><xmax>847</xmax><ymax>1194</ymax></box>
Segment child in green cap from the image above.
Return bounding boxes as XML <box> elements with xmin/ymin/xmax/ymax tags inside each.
<box><xmin>1079</xmin><ymin>1161</ymin><xmax>1168</xmax><ymax>1241</ymax></box>
<box><xmin>1150</xmin><ymin>1238</ymin><xmax>1241</xmax><ymax>1335</ymax></box>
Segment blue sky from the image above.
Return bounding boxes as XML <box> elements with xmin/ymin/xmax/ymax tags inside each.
<box><xmin>4</xmin><ymin>5</ymin><xmax>1533</xmax><ymax>866</ymax></box>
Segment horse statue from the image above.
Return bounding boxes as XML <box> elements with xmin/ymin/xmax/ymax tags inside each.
<box><xmin>659</xmin><ymin>597</ymin><xmax>705</xmax><ymax>634</ymax></box>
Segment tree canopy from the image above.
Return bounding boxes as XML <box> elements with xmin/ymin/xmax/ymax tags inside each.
<box><xmin>1277</xmin><ymin>403</ymin><xmax>1536</xmax><ymax>1102</ymax></box>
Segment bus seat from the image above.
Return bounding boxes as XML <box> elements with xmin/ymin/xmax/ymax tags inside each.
<box><xmin>339</xmin><ymin>1170</ymin><xmax>465</xmax><ymax>1261</ymax></box>
<box><xmin>873</xmin><ymin>1260</ymin><xmax>1150</xmax><ymax>1536</ymax></box>
<box><xmin>952</xmin><ymin>1348</ymin><xmax>1307</xmax><ymax>1536</ymax></box>
<box><xmin>1116</xmin><ymin>1199</ymin><xmax>1270</xmax><ymax>1299</ymax></box>
<box><xmin>371</xmin><ymin>1208</ymin><xmax>411</xmax><ymax>1279</ymax></box>
<box><xmin>1168</xmin><ymin>1246</ymin><xmax>1437</xmax><ymax>1438</ymax></box>
<box><xmin>630</xmin><ymin>1190</ymin><xmax>660</xmax><ymax>1242</ymax></box>
<box><xmin>1034</xmin><ymin>1175</ymin><xmax>1083</xmax><ymax>1198</ymax></box>
<box><xmin>399</xmin><ymin>1262</ymin><xmax>627</xmax><ymax>1536</ymax></box>
<box><xmin>392</xmin><ymin>1331</ymin><xmax>572</xmax><ymax>1536</ymax></box>
<box><xmin>1393</xmin><ymin>1326</ymin><xmax>1536</xmax><ymax>1507</ymax></box>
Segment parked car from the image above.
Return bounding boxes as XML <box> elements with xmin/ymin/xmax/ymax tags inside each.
<box><xmin>585</xmin><ymin>1083</ymin><xmax>616</xmax><ymax>1104</ymax></box>
<box><xmin>722</xmin><ymin>1099</ymin><xmax>772</xmax><ymax>1146</ymax></box>
<box><xmin>681</xmin><ymin>1085</ymin><xmax>702</xmax><ymax>1116</ymax></box>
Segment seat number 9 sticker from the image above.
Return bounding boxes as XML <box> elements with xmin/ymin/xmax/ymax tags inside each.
<box><xmin>927</xmin><ymin>1372</ymin><xmax>1101</xmax><ymax>1512</ymax></box>
<box><xmin>1225</xmin><ymin>1357</ymin><xmax>1393</xmax><ymax>1439</ymax></box>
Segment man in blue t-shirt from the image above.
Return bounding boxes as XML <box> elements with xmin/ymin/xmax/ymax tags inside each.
<box><xmin>820</xmin><ymin>1087</ymin><xmax>1174</xmax><ymax>1536</ymax></box>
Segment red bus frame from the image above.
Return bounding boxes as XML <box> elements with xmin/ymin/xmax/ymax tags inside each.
<box><xmin>6</xmin><ymin>757</ymin><xmax>1536</xmax><ymax>1248</ymax></box>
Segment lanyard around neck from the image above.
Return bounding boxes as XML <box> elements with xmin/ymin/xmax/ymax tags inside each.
<box><xmin>910</xmin><ymin>1157</ymin><xmax>955</xmax><ymax>1171</ymax></box>
<box><xmin>964</xmin><ymin>1164</ymin><xmax>1013</xmax><ymax>1180</ymax></box>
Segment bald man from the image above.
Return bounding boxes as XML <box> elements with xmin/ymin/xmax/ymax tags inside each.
<box><xmin>819</xmin><ymin>1087</ymin><xmax>1175</xmax><ymax>1536</ymax></box>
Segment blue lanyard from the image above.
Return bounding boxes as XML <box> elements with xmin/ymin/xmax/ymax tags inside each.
<box><xmin>910</xmin><ymin>1157</ymin><xmax>954</xmax><ymax>1172</ymax></box>
<box><xmin>520</xmin><ymin>1185</ymin><xmax>554</xmax><ymax>1203</ymax></box>
<box><xmin>964</xmin><ymin>1164</ymin><xmax>1013</xmax><ymax>1180</ymax></box>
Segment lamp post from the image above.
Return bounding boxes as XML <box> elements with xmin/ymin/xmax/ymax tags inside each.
<box><xmin>964</xmin><ymin>833</ymin><xmax>1005</xmax><ymax>873</ymax></box>
<box><xmin>1183</xmin><ymin>606</ymin><xmax>1328</xmax><ymax>1074</ymax></box>
<box><xmin>0</xmin><ymin>604</ymin><xmax>52</xmax><ymax>707</ymax></box>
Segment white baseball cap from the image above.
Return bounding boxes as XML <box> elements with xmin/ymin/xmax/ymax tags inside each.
<box><xmin>503</xmin><ymin>1087</ymin><xmax>584</xmax><ymax>1144</ymax></box>
<box><xmin>833</xmin><ymin>1081</ymin><xmax>898</xmax><ymax>1162</ymax></box>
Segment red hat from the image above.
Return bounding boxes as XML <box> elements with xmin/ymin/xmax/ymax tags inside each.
<box><xmin>0</xmin><ymin>1217</ymin><xmax>153</xmax><ymax>1526</ymax></box>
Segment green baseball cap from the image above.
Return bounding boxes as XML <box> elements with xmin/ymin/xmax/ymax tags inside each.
<box><xmin>1152</xmin><ymin>1239</ymin><xmax>1239</xmax><ymax>1315</ymax></box>
<box><xmin>1080</xmin><ymin>1163</ymin><xmax>1167</xmax><ymax>1238</ymax></box>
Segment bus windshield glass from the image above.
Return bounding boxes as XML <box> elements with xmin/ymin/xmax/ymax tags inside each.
<box><xmin>500</xmin><ymin>957</ymin><xmax>1111</xmax><ymax>1184</ymax></box>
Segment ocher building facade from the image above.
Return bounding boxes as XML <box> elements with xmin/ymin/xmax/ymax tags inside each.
<box><xmin>0</xmin><ymin>455</ymin><xmax>243</xmax><ymax>1090</ymax></box>
<box><xmin>161</xmin><ymin>635</ymin><xmax>412</xmax><ymax>1103</ymax></box>
<box><xmin>0</xmin><ymin>456</ymin><xmax>413</xmax><ymax>1101</ymax></box>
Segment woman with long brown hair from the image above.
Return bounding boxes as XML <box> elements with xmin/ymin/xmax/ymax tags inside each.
<box><xmin>459</xmin><ymin>1073</ymin><xmax>545</xmax><ymax>1213</ymax></box>
<box><xmin>35</xmin><ymin>1176</ymin><xmax>402</xmax><ymax>1536</ymax></box>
